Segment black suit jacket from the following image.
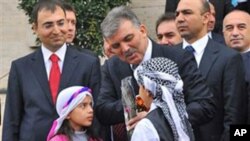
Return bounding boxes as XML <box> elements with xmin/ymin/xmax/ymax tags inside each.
<box><xmin>96</xmin><ymin>41</ymin><xmax>216</xmax><ymax>129</ymax></box>
<box><xmin>165</xmin><ymin>0</ymin><xmax>233</xmax><ymax>34</ymax></box>
<box><xmin>2</xmin><ymin>46</ymin><xmax>101</xmax><ymax>141</ymax></box>
<box><xmin>242</xmin><ymin>52</ymin><xmax>250</xmax><ymax>124</ymax></box>
<box><xmin>176</xmin><ymin>39</ymin><xmax>247</xmax><ymax>141</ymax></box>
<box><xmin>211</xmin><ymin>32</ymin><xmax>226</xmax><ymax>45</ymax></box>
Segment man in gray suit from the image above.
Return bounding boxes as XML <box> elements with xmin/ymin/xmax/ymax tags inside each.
<box><xmin>175</xmin><ymin>0</ymin><xmax>246</xmax><ymax>140</ymax></box>
<box><xmin>2</xmin><ymin>0</ymin><xmax>101</xmax><ymax>141</ymax></box>
<box><xmin>96</xmin><ymin>5</ymin><xmax>216</xmax><ymax>141</ymax></box>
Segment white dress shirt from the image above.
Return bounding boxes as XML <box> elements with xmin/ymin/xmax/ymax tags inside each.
<box><xmin>41</xmin><ymin>43</ymin><xmax>67</xmax><ymax>79</ymax></box>
<box><xmin>131</xmin><ymin>103</ymin><xmax>159</xmax><ymax>141</ymax></box>
<box><xmin>130</xmin><ymin>38</ymin><xmax>152</xmax><ymax>69</ymax></box>
<box><xmin>183</xmin><ymin>34</ymin><xmax>209</xmax><ymax>66</ymax></box>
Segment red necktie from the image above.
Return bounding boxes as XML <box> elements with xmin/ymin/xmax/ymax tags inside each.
<box><xmin>49</xmin><ymin>54</ymin><xmax>60</xmax><ymax>104</ymax></box>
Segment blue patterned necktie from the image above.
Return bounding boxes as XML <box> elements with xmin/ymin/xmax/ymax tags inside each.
<box><xmin>185</xmin><ymin>45</ymin><xmax>195</xmax><ymax>54</ymax></box>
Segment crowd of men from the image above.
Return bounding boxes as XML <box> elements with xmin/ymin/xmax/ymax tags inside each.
<box><xmin>2</xmin><ymin>0</ymin><xmax>250</xmax><ymax>141</ymax></box>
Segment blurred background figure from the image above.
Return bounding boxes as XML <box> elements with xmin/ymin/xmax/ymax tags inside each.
<box><xmin>207</xmin><ymin>2</ymin><xmax>226</xmax><ymax>44</ymax></box>
<box><xmin>63</xmin><ymin>2</ymin><xmax>76</xmax><ymax>44</ymax></box>
<box><xmin>103</xmin><ymin>39</ymin><xmax>115</xmax><ymax>58</ymax></box>
<box><xmin>155</xmin><ymin>12</ymin><xmax>182</xmax><ymax>46</ymax></box>
<box><xmin>235</xmin><ymin>0</ymin><xmax>250</xmax><ymax>14</ymax></box>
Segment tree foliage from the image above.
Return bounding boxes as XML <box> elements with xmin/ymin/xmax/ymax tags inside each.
<box><xmin>18</xmin><ymin>0</ymin><xmax>130</xmax><ymax>56</ymax></box>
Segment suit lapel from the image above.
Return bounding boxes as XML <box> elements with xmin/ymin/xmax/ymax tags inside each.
<box><xmin>199</xmin><ymin>39</ymin><xmax>219</xmax><ymax>78</ymax></box>
<box><xmin>30</xmin><ymin>49</ymin><xmax>54</xmax><ymax>105</ymax></box>
<box><xmin>60</xmin><ymin>47</ymin><xmax>78</xmax><ymax>91</ymax></box>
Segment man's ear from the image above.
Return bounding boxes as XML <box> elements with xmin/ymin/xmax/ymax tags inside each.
<box><xmin>203</xmin><ymin>12</ymin><xmax>210</xmax><ymax>25</ymax></box>
<box><xmin>139</xmin><ymin>24</ymin><xmax>148</xmax><ymax>37</ymax></box>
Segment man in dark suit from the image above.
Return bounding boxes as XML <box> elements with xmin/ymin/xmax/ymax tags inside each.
<box><xmin>175</xmin><ymin>0</ymin><xmax>247</xmax><ymax>140</ymax></box>
<box><xmin>96</xmin><ymin>5</ymin><xmax>216</xmax><ymax>141</ymax></box>
<box><xmin>2</xmin><ymin>1</ymin><xmax>101</xmax><ymax>141</ymax></box>
<box><xmin>165</xmin><ymin>0</ymin><xmax>234</xmax><ymax>34</ymax></box>
<box><xmin>223</xmin><ymin>10</ymin><xmax>250</xmax><ymax>123</ymax></box>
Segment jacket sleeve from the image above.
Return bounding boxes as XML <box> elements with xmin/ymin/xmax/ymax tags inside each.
<box><xmin>95</xmin><ymin>61</ymin><xmax>124</xmax><ymax>125</ymax></box>
<box><xmin>178</xmin><ymin>51</ymin><xmax>216</xmax><ymax>126</ymax></box>
<box><xmin>220</xmin><ymin>53</ymin><xmax>247</xmax><ymax>140</ymax></box>
<box><xmin>2</xmin><ymin>62</ymin><xmax>23</xmax><ymax>141</ymax></box>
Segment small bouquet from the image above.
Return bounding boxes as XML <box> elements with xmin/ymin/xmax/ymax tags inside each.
<box><xmin>121</xmin><ymin>76</ymin><xmax>137</xmax><ymax>140</ymax></box>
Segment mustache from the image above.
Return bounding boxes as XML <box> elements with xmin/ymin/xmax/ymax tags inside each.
<box><xmin>124</xmin><ymin>48</ymin><xmax>136</xmax><ymax>58</ymax></box>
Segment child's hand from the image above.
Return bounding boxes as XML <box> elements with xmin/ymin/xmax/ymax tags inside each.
<box><xmin>136</xmin><ymin>95</ymin><xmax>149</xmax><ymax>112</ymax></box>
<box><xmin>126</xmin><ymin>111</ymin><xmax>147</xmax><ymax>131</ymax></box>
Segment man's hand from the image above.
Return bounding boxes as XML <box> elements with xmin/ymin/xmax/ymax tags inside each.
<box><xmin>127</xmin><ymin>111</ymin><xmax>147</xmax><ymax>131</ymax></box>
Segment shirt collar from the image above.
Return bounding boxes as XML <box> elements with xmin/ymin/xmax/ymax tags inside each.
<box><xmin>242</xmin><ymin>48</ymin><xmax>250</xmax><ymax>53</ymax></box>
<box><xmin>130</xmin><ymin>38</ymin><xmax>152</xmax><ymax>69</ymax></box>
<box><xmin>183</xmin><ymin>34</ymin><xmax>209</xmax><ymax>56</ymax></box>
<box><xmin>42</xmin><ymin>43</ymin><xmax>67</xmax><ymax>62</ymax></box>
<box><xmin>142</xmin><ymin>38</ymin><xmax>152</xmax><ymax>62</ymax></box>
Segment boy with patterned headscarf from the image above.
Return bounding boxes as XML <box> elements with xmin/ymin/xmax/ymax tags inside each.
<box><xmin>132</xmin><ymin>57</ymin><xmax>194</xmax><ymax>141</ymax></box>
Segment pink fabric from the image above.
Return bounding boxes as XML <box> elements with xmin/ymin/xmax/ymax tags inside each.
<box><xmin>47</xmin><ymin>120</ymin><xmax>58</xmax><ymax>141</ymax></box>
<box><xmin>49</xmin><ymin>134</ymin><xmax>69</xmax><ymax>141</ymax></box>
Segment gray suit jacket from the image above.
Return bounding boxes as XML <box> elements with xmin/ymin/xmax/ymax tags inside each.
<box><xmin>2</xmin><ymin>46</ymin><xmax>101</xmax><ymax>141</ymax></box>
<box><xmin>96</xmin><ymin>41</ymin><xmax>216</xmax><ymax>140</ymax></box>
<box><xmin>176</xmin><ymin>39</ymin><xmax>247</xmax><ymax>141</ymax></box>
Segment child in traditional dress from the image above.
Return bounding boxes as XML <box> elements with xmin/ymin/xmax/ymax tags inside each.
<box><xmin>47</xmin><ymin>86</ymin><xmax>101</xmax><ymax>141</ymax></box>
<box><xmin>132</xmin><ymin>57</ymin><xmax>194</xmax><ymax>141</ymax></box>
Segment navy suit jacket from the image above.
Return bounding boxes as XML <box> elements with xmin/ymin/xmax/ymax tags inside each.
<box><xmin>242</xmin><ymin>52</ymin><xmax>250</xmax><ymax>124</ymax></box>
<box><xmin>176</xmin><ymin>39</ymin><xmax>247</xmax><ymax>141</ymax></box>
<box><xmin>96</xmin><ymin>41</ymin><xmax>216</xmax><ymax>131</ymax></box>
<box><xmin>2</xmin><ymin>46</ymin><xmax>101</xmax><ymax>141</ymax></box>
<box><xmin>211</xmin><ymin>32</ymin><xmax>226</xmax><ymax>45</ymax></box>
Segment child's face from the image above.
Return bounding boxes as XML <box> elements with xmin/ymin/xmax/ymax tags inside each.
<box><xmin>67</xmin><ymin>95</ymin><xmax>94</xmax><ymax>131</ymax></box>
<box><xmin>138</xmin><ymin>85</ymin><xmax>153</xmax><ymax>109</ymax></box>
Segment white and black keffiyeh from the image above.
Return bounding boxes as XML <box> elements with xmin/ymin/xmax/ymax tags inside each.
<box><xmin>134</xmin><ymin>57</ymin><xmax>194</xmax><ymax>141</ymax></box>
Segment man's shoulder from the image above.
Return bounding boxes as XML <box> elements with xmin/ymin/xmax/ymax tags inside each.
<box><xmin>12</xmin><ymin>49</ymin><xmax>40</xmax><ymax>64</ymax></box>
<box><xmin>153</xmin><ymin>43</ymin><xmax>185</xmax><ymax>62</ymax></box>
<box><xmin>208</xmin><ymin>39</ymin><xmax>239</xmax><ymax>57</ymax></box>
<box><xmin>67</xmin><ymin>46</ymin><xmax>99</xmax><ymax>62</ymax></box>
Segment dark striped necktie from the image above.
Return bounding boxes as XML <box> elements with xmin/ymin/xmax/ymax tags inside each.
<box><xmin>185</xmin><ymin>45</ymin><xmax>195</xmax><ymax>54</ymax></box>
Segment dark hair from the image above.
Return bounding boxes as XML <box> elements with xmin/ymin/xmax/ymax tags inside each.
<box><xmin>155</xmin><ymin>12</ymin><xmax>176</xmax><ymax>33</ymax></box>
<box><xmin>56</xmin><ymin>119</ymin><xmax>102</xmax><ymax>141</ymax></box>
<box><xmin>31</xmin><ymin>0</ymin><xmax>66</xmax><ymax>24</ymax></box>
<box><xmin>62</xmin><ymin>2</ymin><xmax>76</xmax><ymax>14</ymax></box>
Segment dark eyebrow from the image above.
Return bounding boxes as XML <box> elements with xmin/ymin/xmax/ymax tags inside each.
<box><xmin>43</xmin><ymin>21</ymin><xmax>53</xmax><ymax>26</ymax></box>
<box><xmin>57</xmin><ymin>19</ymin><xmax>65</xmax><ymax>23</ymax></box>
